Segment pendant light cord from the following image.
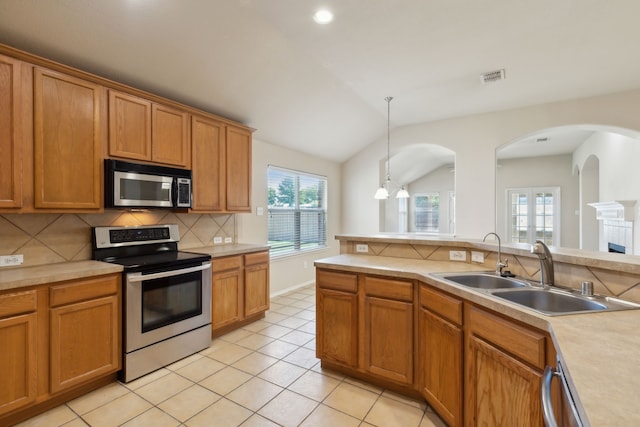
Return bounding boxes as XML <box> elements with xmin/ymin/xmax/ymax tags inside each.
<box><xmin>385</xmin><ymin>96</ymin><xmax>393</xmax><ymax>182</ymax></box>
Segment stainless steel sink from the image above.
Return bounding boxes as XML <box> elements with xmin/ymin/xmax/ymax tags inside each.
<box><xmin>431</xmin><ymin>271</ymin><xmax>640</xmax><ymax>316</ymax></box>
<box><xmin>491</xmin><ymin>288</ymin><xmax>607</xmax><ymax>315</ymax></box>
<box><xmin>439</xmin><ymin>272</ymin><xmax>528</xmax><ymax>289</ymax></box>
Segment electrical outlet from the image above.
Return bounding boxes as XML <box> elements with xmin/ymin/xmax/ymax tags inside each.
<box><xmin>224</xmin><ymin>237</ymin><xmax>232</xmax><ymax>244</ymax></box>
<box><xmin>213</xmin><ymin>237</ymin><xmax>223</xmax><ymax>244</ymax></box>
<box><xmin>356</xmin><ymin>244</ymin><xmax>369</xmax><ymax>253</ymax></box>
<box><xmin>449</xmin><ymin>250</ymin><xmax>467</xmax><ymax>261</ymax></box>
<box><xmin>0</xmin><ymin>254</ymin><xmax>23</xmax><ymax>267</ymax></box>
<box><xmin>471</xmin><ymin>251</ymin><xmax>485</xmax><ymax>263</ymax></box>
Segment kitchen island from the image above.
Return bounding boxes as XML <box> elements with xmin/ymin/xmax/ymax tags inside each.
<box><xmin>316</xmin><ymin>234</ymin><xmax>640</xmax><ymax>426</ymax></box>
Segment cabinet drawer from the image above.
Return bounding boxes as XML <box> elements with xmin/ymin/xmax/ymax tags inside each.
<box><xmin>212</xmin><ymin>255</ymin><xmax>243</xmax><ymax>273</ymax></box>
<box><xmin>364</xmin><ymin>276</ymin><xmax>413</xmax><ymax>302</ymax></box>
<box><xmin>0</xmin><ymin>290</ymin><xmax>37</xmax><ymax>318</ymax></box>
<box><xmin>244</xmin><ymin>251</ymin><xmax>269</xmax><ymax>266</ymax></box>
<box><xmin>420</xmin><ymin>285</ymin><xmax>462</xmax><ymax>325</ymax></box>
<box><xmin>469</xmin><ymin>306</ymin><xmax>546</xmax><ymax>369</ymax></box>
<box><xmin>50</xmin><ymin>275</ymin><xmax>119</xmax><ymax>307</ymax></box>
<box><xmin>317</xmin><ymin>270</ymin><xmax>357</xmax><ymax>293</ymax></box>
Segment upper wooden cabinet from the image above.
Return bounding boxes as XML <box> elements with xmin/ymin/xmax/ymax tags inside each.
<box><xmin>191</xmin><ymin>115</ymin><xmax>226</xmax><ymax>211</ymax></box>
<box><xmin>33</xmin><ymin>67</ymin><xmax>103</xmax><ymax>210</ymax></box>
<box><xmin>0</xmin><ymin>54</ymin><xmax>23</xmax><ymax>208</ymax></box>
<box><xmin>191</xmin><ymin>117</ymin><xmax>252</xmax><ymax>213</ymax></box>
<box><xmin>108</xmin><ymin>91</ymin><xmax>151</xmax><ymax>161</ymax></box>
<box><xmin>108</xmin><ymin>90</ymin><xmax>190</xmax><ymax>168</ymax></box>
<box><xmin>225</xmin><ymin>125</ymin><xmax>252</xmax><ymax>212</ymax></box>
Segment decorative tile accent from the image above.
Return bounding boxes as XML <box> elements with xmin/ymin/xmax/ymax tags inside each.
<box><xmin>0</xmin><ymin>212</ymin><xmax>236</xmax><ymax>268</ymax></box>
<box><xmin>343</xmin><ymin>241</ymin><xmax>640</xmax><ymax>303</ymax></box>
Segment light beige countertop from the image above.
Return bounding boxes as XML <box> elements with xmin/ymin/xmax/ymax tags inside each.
<box><xmin>0</xmin><ymin>244</ymin><xmax>269</xmax><ymax>292</ymax></box>
<box><xmin>0</xmin><ymin>260</ymin><xmax>124</xmax><ymax>292</ymax></box>
<box><xmin>188</xmin><ymin>243</ymin><xmax>270</xmax><ymax>258</ymax></box>
<box><xmin>315</xmin><ymin>253</ymin><xmax>640</xmax><ymax>426</ymax></box>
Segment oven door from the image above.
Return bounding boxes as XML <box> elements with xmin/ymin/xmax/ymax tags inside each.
<box><xmin>125</xmin><ymin>261</ymin><xmax>211</xmax><ymax>352</ymax></box>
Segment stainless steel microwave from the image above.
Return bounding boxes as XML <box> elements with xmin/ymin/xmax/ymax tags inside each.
<box><xmin>105</xmin><ymin>160</ymin><xmax>192</xmax><ymax>209</ymax></box>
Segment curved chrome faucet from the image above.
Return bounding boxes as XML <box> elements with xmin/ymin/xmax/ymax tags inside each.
<box><xmin>531</xmin><ymin>240</ymin><xmax>555</xmax><ymax>286</ymax></box>
<box><xmin>483</xmin><ymin>232</ymin><xmax>508</xmax><ymax>275</ymax></box>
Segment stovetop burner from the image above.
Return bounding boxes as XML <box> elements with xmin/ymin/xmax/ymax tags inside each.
<box><xmin>105</xmin><ymin>250</ymin><xmax>211</xmax><ymax>272</ymax></box>
<box><xmin>91</xmin><ymin>224</ymin><xmax>210</xmax><ymax>271</ymax></box>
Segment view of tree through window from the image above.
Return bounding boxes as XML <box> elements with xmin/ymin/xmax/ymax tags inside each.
<box><xmin>267</xmin><ymin>166</ymin><xmax>327</xmax><ymax>257</ymax></box>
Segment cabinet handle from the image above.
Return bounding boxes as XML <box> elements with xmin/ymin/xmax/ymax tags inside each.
<box><xmin>542</xmin><ymin>365</ymin><xmax>559</xmax><ymax>427</ymax></box>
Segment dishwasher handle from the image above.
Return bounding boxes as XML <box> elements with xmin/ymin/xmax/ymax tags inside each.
<box><xmin>542</xmin><ymin>365</ymin><xmax>560</xmax><ymax>427</ymax></box>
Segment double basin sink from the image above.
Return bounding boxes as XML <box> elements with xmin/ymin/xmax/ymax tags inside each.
<box><xmin>432</xmin><ymin>272</ymin><xmax>640</xmax><ymax>316</ymax></box>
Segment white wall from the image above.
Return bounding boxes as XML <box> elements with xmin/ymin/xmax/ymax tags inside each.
<box><xmin>407</xmin><ymin>165</ymin><xmax>455</xmax><ymax>233</ymax></box>
<box><xmin>237</xmin><ymin>138</ymin><xmax>341</xmax><ymax>295</ymax></box>
<box><xmin>342</xmin><ymin>89</ymin><xmax>640</xmax><ymax>240</ymax></box>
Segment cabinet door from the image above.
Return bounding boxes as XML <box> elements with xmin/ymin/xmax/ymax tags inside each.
<box><xmin>363</xmin><ymin>295</ymin><xmax>413</xmax><ymax>384</ymax></box>
<box><xmin>49</xmin><ymin>294</ymin><xmax>120</xmax><ymax>393</ymax></box>
<box><xmin>0</xmin><ymin>312</ymin><xmax>37</xmax><ymax>415</ymax></box>
<box><xmin>244</xmin><ymin>252</ymin><xmax>270</xmax><ymax>317</ymax></box>
<box><xmin>419</xmin><ymin>308</ymin><xmax>462</xmax><ymax>427</ymax></box>
<box><xmin>33</xmin><ymin>67</ymin><xmax>102</xmax><ymax>209</ymax></box>
<box><xmin>108</xmin><ymin>90</ymin><xmax>152</xmax><ymax>161</ymax></box>
<box><xmin>211</xmin><ymin>268</ymin><xmax>243</xmax><ymax>330</ymax></box>
<box><xmin>0</xmin><ymin>54</ymin><xmax>22</xmax><ymax>208</ymax></box>
<box><xmin>152</xmin><ymin>103</ymin><xmax>189</xmax><ymax>167</ymax></box>
<box><xmin>191</xmin><ymin>115</ymin><xmax>225</xmax><ymax>211</ymax></box>
<box><xmin>467</xmin><ymin>335</ymin><xmax>542</xmax><ymax>427</ymax></box>
<box><xmin>317</xmin><ymin>288</ymin><xmax>358</xmax><ymax>367</ymax></box>
<box><xmin>225</xmin><ymin>125</ymin><xmax>251</xmax><ymax>212</ymax></box>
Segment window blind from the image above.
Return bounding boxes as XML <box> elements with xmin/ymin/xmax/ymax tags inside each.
<box><xmin>267</xmin><ymin>166</ymin><xmax>327</xmax><ymax>258</ymax></box>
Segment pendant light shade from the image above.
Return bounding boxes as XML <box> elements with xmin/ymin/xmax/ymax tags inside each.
<box><xmin>374</xmin><ymin>96</ymin><xmax>409</xmax><ymax>199</ymax></box>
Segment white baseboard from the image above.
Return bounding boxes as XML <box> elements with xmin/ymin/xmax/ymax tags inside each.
<box><xmin>270</xmin><ymin>279</ymin><xmax>315</xmax><ymax>298</ymax></box>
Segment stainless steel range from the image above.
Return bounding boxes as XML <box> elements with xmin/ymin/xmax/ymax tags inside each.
<box><xmin>92</xmin><ymin>224</ymin><xmax>212</xmax><ymax>382</ymax></box>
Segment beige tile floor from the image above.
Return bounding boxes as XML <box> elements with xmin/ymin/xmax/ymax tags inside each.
<box><xmin>15</xmin><ymin>284</ymin><xmax>447</xmax><ymax>427</ymax></box>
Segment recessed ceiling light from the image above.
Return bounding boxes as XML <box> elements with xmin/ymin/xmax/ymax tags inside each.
<box><xmin>313</xmin><ymin>9</ymin><xmax>334</xmax><ymax>24</ymax></box>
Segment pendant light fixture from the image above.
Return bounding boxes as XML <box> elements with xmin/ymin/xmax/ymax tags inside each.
<box><xmin>374</xmin><ymin>96</ymin><xmax>409</xmax><ymax>199</ymax></box>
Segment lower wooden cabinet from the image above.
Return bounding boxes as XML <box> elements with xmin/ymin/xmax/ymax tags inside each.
<box><xmin>211</xmin><ymin>251</ymin><xmax>270</xmax><ymax>335</ymax></box>
<box><xmin>419</xmin><ymin>285</ymin><xmax>463</xmax><ymax>427</ymax></box>
<box><xmin>49</xmin><ymin>276</ymin><xmax>120</xmax><ymax>393</ymax></box>
<box><xmin>0</xmin><ymin>291</ymin><xmax>38</xmax><ymax>415</ymax></box>
<box><xmin>244</xmin><ymin>251</ymin><xmax>270</xmax><ymax>316</ymax></box>
<box><xmin>363</xmin><ymin>276</ymin><xmax>414</xmax><ymax>385</ymax></box>
<box><xmin>0</xmin><ymin>274</ymin><xmax>121</xmax><ymax>425</ymax></box>
<box><xmin>316</xmin><ymin>270</ymin><xmax>358</xmax><ymax>367</ymax></box>
<box><xmin>465</xmin><ymin>305</ymin><xmax>546</xmax><ymax>427</ymax></box>
<box><xmin>316</xmin><ymin>268</ymin><xmax>556</xmax><ymax>427</ymax></box>
<box><xmin>211</xmin><ymin>255</ymin><xmax>243</xmax><ymax>330</ymax></box>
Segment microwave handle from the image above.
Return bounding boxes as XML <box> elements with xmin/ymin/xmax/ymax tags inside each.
<box><xmin>127</xmin><ymin>262</ymin><xmax>211</xmax><ymax>282</ymax></box>
<box><xmin>542</xmin><ymin>365</ymin><xmax>560</xmax><ymax>427</ymax></box>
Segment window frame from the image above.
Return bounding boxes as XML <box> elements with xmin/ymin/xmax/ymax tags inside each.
<box><xmin>413</xmin><ymin>192</ymin><xmax>440</xmax><ymax>233</ymax></box>
<box><xmin>267</xmin><ymin>165</ymin><xmax>328</xmax><ymax>259</ymax></box>
<box><xmin>505</xmin><ymin>186</ymin><xmax>561</xmax><ymax>246</ymax></box>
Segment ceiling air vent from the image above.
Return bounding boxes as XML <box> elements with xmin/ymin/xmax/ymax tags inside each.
<box><xmin>480</xmin><ymin>69</ymin><xmax>505</xmax><ymax>84</ymax></box>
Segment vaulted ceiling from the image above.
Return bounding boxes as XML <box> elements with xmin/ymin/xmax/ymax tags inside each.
<box><xmin>2</xmin><ymin>0</ymin><xmax>640</xmax><ymax>164</ymax></box>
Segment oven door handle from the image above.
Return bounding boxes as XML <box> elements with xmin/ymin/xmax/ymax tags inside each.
<box><xmin>127</xmin><ymin>262</ymin><xmax>212</xmax><ymax>282</ymax></box>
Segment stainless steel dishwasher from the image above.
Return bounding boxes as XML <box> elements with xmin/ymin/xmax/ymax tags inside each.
<box><xmin>542</xmin><ymin>358</ymin><xmax>584</xmax><ymax>427</ymax></box>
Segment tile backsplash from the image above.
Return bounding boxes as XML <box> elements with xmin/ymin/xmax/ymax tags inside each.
<box><xmin>0</xmin><ymin>211</ymin><xmax>236</xmax><ymax>267</ymax></box>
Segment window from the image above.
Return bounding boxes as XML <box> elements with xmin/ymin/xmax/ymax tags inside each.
<box><xmin>414</xmin><ymin>193</ymin><xmax>439</xmax><ymax>232</ymax></box>
<box><xmin>506</xmin><ymin>187</ymin><xmax>560</xmax><ymax>246</ymax></box>
<box><xmin>267</xmin><ymin>166</ymin><xmax>327</xmax><ymax>257</ymax></box>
